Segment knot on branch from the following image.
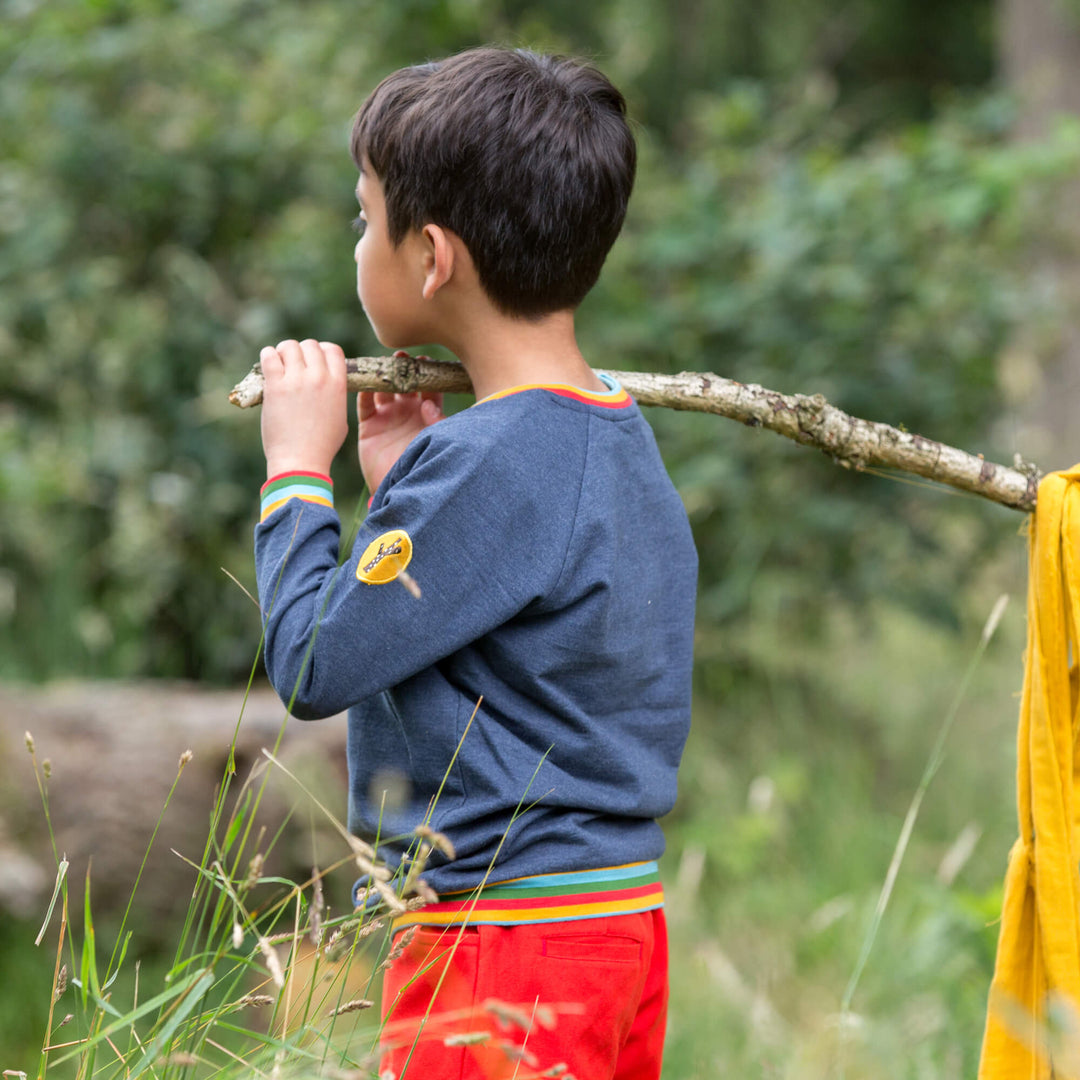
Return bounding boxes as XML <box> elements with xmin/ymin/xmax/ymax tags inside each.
<box><xmin>387</xmin><ymin>352</ymin><xmax>422</xmax><ymax>393</ymax></box>
<box><xmin>796</xmin><ymin>392</ymin><xmax>827</xmax><ymax>415</ymax></box>
<box><xmin>794</xmin><ymin>392</ymin><xmax>832</xmax><ymax>445</ymax></box>
<box><xmin>1012</xmin><ymin>452</ymin><xmax>1042</xmax><ymax>480</ymax></box>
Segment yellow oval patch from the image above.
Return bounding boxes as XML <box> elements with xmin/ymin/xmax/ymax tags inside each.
<box><xmin>356</xmin><ymin>529</ymin><xmax>413</xmax><ymax>585</ymax></box>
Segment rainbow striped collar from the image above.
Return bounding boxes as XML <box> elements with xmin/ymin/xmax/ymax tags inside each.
<box><xmin>477</xmin><ymin>372</ymin><xmax>631</xmax><ymax>410</ymax></box>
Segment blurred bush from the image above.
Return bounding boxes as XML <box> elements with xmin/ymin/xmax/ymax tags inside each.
<box><xmin>589</xmin><ymin>87</ymin><xmax>1076</xmax><ymax>662</ymax></box>
<box><xmin>1</xmin><ymin>0</ymin><xmax>1069</xmax><ymax>682</ymax></box>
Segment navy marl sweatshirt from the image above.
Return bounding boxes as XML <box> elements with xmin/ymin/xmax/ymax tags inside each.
<box><xmin>254</xmin><ymin>375</ymin><xmax>697</xmax><ymax>895</ymax></box>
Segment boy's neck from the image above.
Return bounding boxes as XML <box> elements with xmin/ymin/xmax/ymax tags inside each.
<box><xmin>447</xmin><ymin>308</ymin><xmax>607</xmax><ymax>402</ymax></box>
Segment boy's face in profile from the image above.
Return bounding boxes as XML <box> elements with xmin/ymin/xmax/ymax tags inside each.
<box><xmin>353</xmin><ymin>168</ymin><xmax>426</xmax><ymax>348</ymax></box>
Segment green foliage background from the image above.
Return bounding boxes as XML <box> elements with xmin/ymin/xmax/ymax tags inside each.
<box><xmin>0</xmin><ymin>0</ymin><xmax>1049</xmax><ymax>682</ymax></box>
<box><xmin>1</xmin><ymin>0</ymin><xmax>1074</xmax><ymax>1074</ymax></box>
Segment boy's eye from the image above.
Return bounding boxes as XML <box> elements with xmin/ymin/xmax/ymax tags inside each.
<box><xmin>351</xmin><ymin>214</ymin><xmax>366</xmax><ymax>235</ymax></box>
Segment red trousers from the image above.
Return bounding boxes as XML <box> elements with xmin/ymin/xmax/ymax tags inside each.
<box><xmin>379</xmin><ymin>908</ymin><xmax>668</xmax><ymax>1079</ymax></box>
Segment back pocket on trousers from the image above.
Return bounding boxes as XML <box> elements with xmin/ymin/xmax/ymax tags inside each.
<box><xmin>541</xmin><ymin>934</ymin><xmax>642</xmax><ymax>963</ymax></box>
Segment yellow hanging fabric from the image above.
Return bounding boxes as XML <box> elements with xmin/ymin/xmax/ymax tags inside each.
<box><xmin>980</xmin><ymin>467</ymin><xmax>1080</xmax><ymax>1078</ymax></box>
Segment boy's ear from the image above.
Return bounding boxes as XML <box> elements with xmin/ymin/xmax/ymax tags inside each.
<box><xmin>420</xmin><ymin>224</ymin><xmax>455</xmax><ymax>301</ymax></box>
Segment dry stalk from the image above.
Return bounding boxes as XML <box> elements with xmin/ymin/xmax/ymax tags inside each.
<box><xmin>229</xmin><ymin>355</ymin><xmax>1042</xmax><ymax>512</ymax></box>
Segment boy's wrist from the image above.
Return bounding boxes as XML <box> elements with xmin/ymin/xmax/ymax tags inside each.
<box><xmin>259</xmin><ymin>470</ymin><xmax>334</xmax><ymax>524</ymax></box>
<box><xmin>265</xmin><ymin>458</ymin><xmax>333</xmax><ymax>483</ymax></box>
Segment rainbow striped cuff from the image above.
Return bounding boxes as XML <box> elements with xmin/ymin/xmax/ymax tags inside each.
<box><xmin>391</xmin><ymin>861</ymin><xmax>663</xmax><ymax>930</ymax></box>
<box><xmin>259</xmin><ymin>471</ymin><xmax>334</xmax><ymax>523</ymax></box>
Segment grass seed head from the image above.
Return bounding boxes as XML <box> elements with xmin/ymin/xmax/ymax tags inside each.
<box><xmin>178</xmin><ymin>748</ymin><xmax>193</xmax><ymax>770</ymax></box>
<box><xmin>24</xmin><ymin>731</ymin><xmax>34</xmax><ymax>754</ymax></box>
<box><xmin>498</xmin><ymin>1041</ymin><xmax>538</xmax><ymax>1067</ymax></box>
<box><xmin>257</xmin><ymin>937</ymin><xmax>285</xmax><ymax>988</ymax></box>
<box><xmin>244</xmin><ymin>853</ymin><xmax>264</xmax><ymax>891</ymax></box>
<box><xmin>327</xmin><ymin>998</ymin><xmax>374</xmax><ymax>1017</ymax></box>
<box><xmin>266</xmin><ymin>930</ymin><xmax>301</xmax><ymax>945</ymax></box>
<box><xmin>383</xmin><ymin>926</ymin><xmax>416</xmax><ymax>966</ymax></box>
<box><xmin>42</xmin><ymin>759</ymin><xmax>51</xmax><ymax>778</ymax></box>
<box><xmin>413</xmin><ymin>825</ymin><xmax>456</xmax><ymax>860</ymax></box>
<box><xmin>54</xmin><ymin>963</ymin><xmax>67</xmax><ymax>1001</ymax></box>
<box><xmin>373</xmin><ymin>878</ymin><xmax>408</xmax><ymax>915</ymax></box>
<box><xmin>532</xmin><ymin>1004</ymin><xmax>557</xmax><ymax>1031</ymax></box>
<box><xmin>411</xmin><ymin>879</ymin><xmax>438</xmax><ymax>906</ymax></box>
<box><xmin>484</xmin><ymin>998</ymin><xmax>538</xmax><ymax>1031</ymax></box>
<box><xmin>161</xmin><ymin>1053</ymin><xmax>199</xmax><ymax>1068</ymax></box>
<box><xmin>345</xmin><ymin>833</ymin><xmax>377</xmax><ymax>861</ymax></box>
<box><xmin>309</xmin><ymin>868</ymin><xmax>325</xmax><ymax>946</ymax></box>
<box><xmin>234</xmin><ymin>994</ymin><xmax>275</xmax><ymax>1009</ymax></box>
<box><xmin>443</xmin><ymin>1032</ymin><xmax>491</xmax><ymax>1046</ymax></box>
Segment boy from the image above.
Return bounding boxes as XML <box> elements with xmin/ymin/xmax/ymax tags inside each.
<box><xmin>255</xmin><ymin>48</ymin><xmax>697</xmax><ymax>1079</ymax></box>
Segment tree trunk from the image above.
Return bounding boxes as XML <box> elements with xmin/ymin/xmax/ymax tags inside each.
<box><xmin>999</xmin><ymin>0</ymin><xmax>1080</xmax><ymax>468</ymax></box>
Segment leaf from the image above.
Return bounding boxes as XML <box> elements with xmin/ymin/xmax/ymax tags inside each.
<box><xmin>34</xmin><ymin>858</ymin><xmax>67</xmax><ymax>947</ymax></box>
<box><xmin>79</xmin><ymin>865</ymin><xmax>100</xmax><ymax>1009</ymax></box>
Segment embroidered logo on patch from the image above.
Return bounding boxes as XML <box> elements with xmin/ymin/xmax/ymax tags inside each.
<box><xmin>356</xmin><ymin>529</ymin><xmax>413</xmax><ymax>585</ymax></box>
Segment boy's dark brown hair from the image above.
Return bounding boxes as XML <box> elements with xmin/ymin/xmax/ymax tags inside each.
<box><xmin>350</xmin><ymin>47</ymin><xmax>636</xmax><ymax>319</ymax></box>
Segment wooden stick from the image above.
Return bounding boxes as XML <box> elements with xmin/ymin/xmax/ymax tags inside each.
<box><xmin>229</xmin><ymin>355</ymin><xmax>1043</xmax><ymax>513</ymax></box>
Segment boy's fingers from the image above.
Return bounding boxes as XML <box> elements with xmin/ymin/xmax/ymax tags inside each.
<box><xmin>319</xmin><ymin>342</ymin><xmax>347</xmax><ymax>387</ymax></box>
<box><xmin>298</xmin><ymin>338</ymin><xmax>327</xmax><ymax>372</ymax></box>
<box><xmin>420</xmin><ymin>392</ymin><xmax>444</xmax><ymax>425</ymax></box>
<box><xmin>374</xmin><ymin>392</ymin><xmax>395</xmax><ymax>408</ymax></box>
<box><xmin>275</xmin><ymin>339</ymin><xmax>305</xmax><ymax>369</ymax></box>
<box><xmin>357</xmin><ymin>391</ymin><xmax>376</xmax><ymax>422</ymax></box>
<box><xmin>260</xmin><ymin>346</ymin><xmax>284</xmax><ymax>377</ymax></box>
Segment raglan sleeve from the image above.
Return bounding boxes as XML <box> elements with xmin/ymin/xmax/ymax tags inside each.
<box><xmin>254</xmin><ymin>426</ymin><xmax>570</xmax><ymax>719</ymax></box>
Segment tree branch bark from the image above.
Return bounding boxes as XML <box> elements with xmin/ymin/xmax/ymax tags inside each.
<box><xmin>229</xmin><ymin>356</ymin><xmax>1043</xmax><ymax>513</ymax></box>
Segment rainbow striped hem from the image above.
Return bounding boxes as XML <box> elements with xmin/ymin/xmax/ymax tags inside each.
<box><xmin>392</xmin><ymin>861</ymin><xmax>663</xmax><ymax>930</ymax></box>
<box><xmin>477</xmin><ymin>373</ymin><xmax>631</xmax><ymax>410</ymax></box>
<box><xmin>259</xmin><ymin>471</ymin><xmax>334</xmax><ymax>523</ymax></box>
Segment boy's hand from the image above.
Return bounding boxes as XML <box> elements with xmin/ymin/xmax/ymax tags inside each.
<box><xmin>260</xmin><ymin>339</ymin><xmax>349</xmax><ymax>480</ymax></box>
<box><xmin>358</xmin><ymin>354</ymin><xmax>444</xmax><ymax>492</ymax></box>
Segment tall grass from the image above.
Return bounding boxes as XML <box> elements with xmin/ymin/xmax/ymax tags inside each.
<box><xmin>2</xmin><ymin>573</ymin><xmax>1027</xmax><ymax>1078</ymax></box>
<box><xmin>13</xmin><ymin>698</ymin><xmax>433</xmax><ymax>1080</ymax></box>
<box><xmin>660</xmin><ymin>582</ymin><xmax>1025</xmax><ymax>1078</ymax></box>
<box><xmin>9</xmin><ymin>688</ymin><xmax>572</xmax><ymax>1080</ymax></box>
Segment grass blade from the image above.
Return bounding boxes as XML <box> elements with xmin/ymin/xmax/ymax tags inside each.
<box><xmin>35</xmin><ymin>858</ymin><xmax>68</xmax><ymax>947</ymax></box>
<box><xmin>80</xmin><ymin>867</ymin><xmax>100</xmax><ymax>1009</ymax></box>
<box><xmin>839</xmin><ymin>593</ymin><xmax>1009</xmax><ymax>1020</ymax></box>
<box><xmin>127</xmin><ymin>969</ymin><xmax>216</xmax><ymax>1080</ymax></box>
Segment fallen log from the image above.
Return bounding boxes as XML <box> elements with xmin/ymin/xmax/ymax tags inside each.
<box><xmin>230</xmin><ymin>355</ymin><xmax>1043</xmax><ymax>513</ymax></box>
<box><xmin>0</xmin><ymin>682</ymin><xmax>349</xmax><ymax>934</ymax></box>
